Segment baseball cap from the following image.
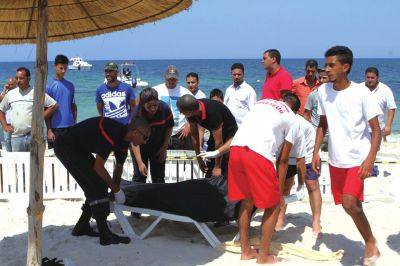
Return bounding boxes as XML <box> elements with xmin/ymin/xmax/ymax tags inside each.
<box><xmin>105</xmin><ymin>62</ymin><xmax>118</xmax><ymax>71</ymax></box>
<box><xmin>164</xmin><ymin>65</ymin><xmax>179</xmax><ymax>79</ymax></box>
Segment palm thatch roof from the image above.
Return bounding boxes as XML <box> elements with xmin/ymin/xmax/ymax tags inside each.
<box><xmin>0</xmin><ymin>0</ymin><xmax>192</xmax><ymax>44</ymax></box>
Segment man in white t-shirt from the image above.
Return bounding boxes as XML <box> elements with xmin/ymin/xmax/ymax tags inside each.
<box><xmin>227</xmin><ymin>98</ymin><xmax>299</xmax><ymax>263</ymax></box>
<box><xmin>312</xmin><ymin>46</ymin><xmax>381</xmax><ymax>264</ymax></box>
<box><xmin>186</xmin><ymin>72</ymin><xmax>206</xmax><ymax>99</ymax></box>
<box><xmin>154</xmin><ymin>65</ymin><xmax>193</xmax><ymax>150</ymax></box>
<box><xmin>224</xmin><ymin>63</ymin><xmax>257</xmax><ymax>127</ymax></box>
<box><xmin>275</xmin><ymin>94</ymin><xmax>323</xmax><ymax>238</ymax></box>
<box><xmin>362</xmin><ymin>67</ymin><xmax>397</xmax><ymax>142</ymax></box>
<box><xmin>0</xmin><ymin>67</ymin><xmax>58</xmax><ymax>152</ymax></box>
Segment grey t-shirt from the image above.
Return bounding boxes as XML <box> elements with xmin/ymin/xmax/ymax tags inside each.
<box><xmin>304</xmin><ymin>90</ymin><xmax>319</xmax><ymax>128</ymax></box>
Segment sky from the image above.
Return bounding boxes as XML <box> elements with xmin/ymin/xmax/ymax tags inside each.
<box><xmin>0</xmin><ymin>0</ymin><xmax>400</xmax><ymax>61</ymax></box>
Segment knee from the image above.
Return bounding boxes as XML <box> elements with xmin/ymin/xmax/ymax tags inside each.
<box><xmin>342</xmin><ymin>200</ymin><xmax>361</xmax><ymax>215</ymax></box>
<box><xmin>305</xmin><ymin>180</ymin><xmax>320</xmax><ymax>192</ymax></box>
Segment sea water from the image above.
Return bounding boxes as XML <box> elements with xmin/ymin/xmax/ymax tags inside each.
<box><xmin>0</xmin><ymin>59</ymin><xmax>399</xmax><ymax>140</ymax></box>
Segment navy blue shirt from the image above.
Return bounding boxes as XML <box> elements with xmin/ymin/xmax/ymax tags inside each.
<box><xmin>66</xmin><ymin>117</ymin><xmax>129</xmax><ymax>163</ymax></box>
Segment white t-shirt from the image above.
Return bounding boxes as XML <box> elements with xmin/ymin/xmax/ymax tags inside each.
<box><xmin>224</xmin><ymin>81</ymin><xmax>257</xmax><ymax>127</ymax></box>
<box><xmin>361</xmin><ymin>82</ymin><xmax>397</xmax><ymax>130</ymax></box>
<box><xmin>154</xmin><ymin>83</ymin><xmax>192</xmax><ymax>135</ymax></box>
<box><xmin>0</xmin><ymin>86</ymin><xmax>57</xmax><ymax>137</ymax></box>
<box><xmin>231</xmin><ymin>99</ymin><xmax>299</xmax><ymax>162</ymax></box>
<box><xmin>193</xmin><ymin>89</ymin><xmax>207</xmax><ymax>99</ymax></box>
<box><xmin>289</xmin><ymin>114</ymin><xmax>316</xmax><ymax>165</ymax></box>
<box><xmin>317</xmin><ymin>82</ymin><xmax>382</xmax><ymax>168</ymax></box>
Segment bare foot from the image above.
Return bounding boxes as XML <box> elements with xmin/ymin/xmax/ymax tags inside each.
<box><xmin>256</xmin><ymin>254</ymin><xmax>281</xmax><ymax>264</ymax></box>
<box><xmin>240</xmin><ymin>247</ymin><xmax>258</xmax><ymax>260</ymax></box>
<box><xmin>364</xmin><ymin>238</ymin><xmax>380</xmax><ymax>260</ymax></box>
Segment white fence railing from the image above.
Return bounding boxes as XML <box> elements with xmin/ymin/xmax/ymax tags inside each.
<box><xmin>0</xmin><ymin>151</ymin><xmax>399</xmax><ymax>203</ymax></box>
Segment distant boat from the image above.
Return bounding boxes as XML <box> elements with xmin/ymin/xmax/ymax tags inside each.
<box><xmin>68</xmin><ymin>57</ymin><xmax>93</xmax><ymax>71</ymax></box>
<box><xmin>104</xmin><ymin>61</ymin><xmax>149</xmax><ymax>88</ymax></box>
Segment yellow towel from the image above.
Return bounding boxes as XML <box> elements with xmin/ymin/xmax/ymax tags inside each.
<box><xmin>220</xmin><ymin>238</ymin><xmax>344</xmax><ymax>261</ymax></box>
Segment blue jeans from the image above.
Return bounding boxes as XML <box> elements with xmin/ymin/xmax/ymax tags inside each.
<box><xmin>1</xmin><ymin>131</ymin><xmax>12</xmax><ymax>151</ymax></box>
<box><xmin>11</xmin><ymin>133</ymin><xmax>31</xmax><ymax>152</ymax></box>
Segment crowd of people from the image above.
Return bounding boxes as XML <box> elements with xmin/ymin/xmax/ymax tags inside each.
<box><xmin>0</xmin><ymin>45</ymin><xmax>397</xmax><ymax>265</ymax></box>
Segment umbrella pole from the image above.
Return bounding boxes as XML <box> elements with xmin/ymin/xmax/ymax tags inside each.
<box><xmin>27</xmin><ymin>0</ymin><xmax>48</xmax><ymax>265</ymax></box>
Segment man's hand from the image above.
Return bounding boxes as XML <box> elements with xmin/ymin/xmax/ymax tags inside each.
<box><xmin>47</xmin><ymin>129</ymin><xmax>55</xmax><ymax>143</ymax></box>
<box><xmin>358</xmin><ymin>158</ymin><xmax>374</xmax><ymax>180</ymax></box>
<box><xmin>138</xmin><ymin>161</ymin><xmax>148</xmax><ymax>176</ymax></box>
<box><xmin>311</xmin><ymin>153</ymin><xmax>321</xmax><ymax>174</ymax></box>
<box><xmin>196</xmin><ymin>157</ymin><xmax>208</xmax><ymax>173</ymax></box>
<box><xmin>212</xmin><ymin>167</ymin><xmax>222</xmax><ymax>177</ymax></box>
<box><xmin>3</xmin><ymin>124</ymin><xmax>14</xmax><ymax>134</ymax></box>
<box><xmin>114</xmin><ymin>189</ymin><xmax>126</xmax><ymax>204</ymax></box>
<box><xmin>178</xmin><ymin>123</ymin><xmax>191</xmax><ymax>139</ymax></box>
<box><xmin>197</xmin><ymin>150</ymin><xmax>220</xmax><ymax>159</ymax></box>
<box><xmin>383</xmin><ymin>126</ymin><xmax>391</xmax><ymax>137</ymax></box>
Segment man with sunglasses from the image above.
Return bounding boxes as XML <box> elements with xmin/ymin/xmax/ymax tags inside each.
<box><xmin>96</xmin><ymin>62</ymin><xmax>136</xmax><ymax>125</ymax></box>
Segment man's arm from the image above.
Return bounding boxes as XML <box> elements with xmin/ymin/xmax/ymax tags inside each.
<box><xmin>198</xmin><ymin>126</ymin><xmax>205</xmax><ymax>150</ymax></box>
<box><xmin>211</xmin><ymin>126</ymin><xmax>224</xmax><ymax>176</ymax></box>
<box><xmin>0</xmin><ymin>110</ymin><xmax>13</xmax><ymax>133</ymax></box>
<box><xmin>383</xmin><ymin>109</ymin><xmax>395</xmax><ymax>138</ymax></box>
<box><xmin>157</xmin><ymin>126</ymin><xmax>173</xmax><ymax>162</ymax></box>
<box><xmin>96</xmin><ymin>102</ymin><xmax>104</xmax><ymax>116</ymax></box>
<box><xmin>296</xmin><ymin>157</ymin><xmax>306</xmax><ymax>186</ymax></box>
<box><xmin>312</xmin><ymin>115</ymin><xmax>328</xmax><ymax>174</ymax></box>
<box><xmin>129</xmin><ymin>99</ymin><xmax>136</xmax><ymax>114</ymax></box>
<box><xmin>72</xmin><ymin>103</ymin><xmax>78</xmax><ymax>123</ymax></box>
<box><xmin>93</xmin><ymin>155</ymin><xmax>120</xmax><ymax>193</ymax></box>
<box><xmin>276</xmin><ymin>140</ymin><xmax>293</xmax><ymax>204</ymax></box>
<box><xmin>43</xmin><ymin>104</ymin><xmax>58</xmax><ymax>120</ymax></box>
<box><xmin>189</xmin><ymin>121</ymin><xmax>207</xmax><ymax>172</ymax></box>
<box><xmin>359</xmin><ymin>117</ymin><xmax>381</xmax><ymax>179</ymax></box>
<box><xmin>131</xmin><ymin>143</ymin><xmax>148</xmax><ymax>176</ymax></box>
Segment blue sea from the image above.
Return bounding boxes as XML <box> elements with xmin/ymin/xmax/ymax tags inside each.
<box><xmin>0</xmin><ymin>59</ymin><xmax>399</xmax><ymax>140</ymax></box>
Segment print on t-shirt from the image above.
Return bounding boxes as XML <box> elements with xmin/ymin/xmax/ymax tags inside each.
<box><xmin>101</xmin><ymin>90</ymin><xmax>128</xmax><ymax>119</ymax></box>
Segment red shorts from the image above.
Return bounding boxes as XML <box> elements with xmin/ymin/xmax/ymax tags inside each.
<box><xmin>228</xmin><ymin>146</ymin><xmax>279</xmax><ymax>209</ymax></box>
<box><xmin>329</xmin><ymin>165</ymin><xmax>364</xmax><ymax>205</ymax></box>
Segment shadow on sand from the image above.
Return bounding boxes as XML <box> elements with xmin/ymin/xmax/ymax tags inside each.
<box><xmin>387</xmin><ymin>231</ymin><xmax>400</xmax><ymax>254</ymax></box>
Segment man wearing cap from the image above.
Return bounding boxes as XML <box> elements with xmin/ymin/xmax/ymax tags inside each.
<box><xmin>96</xmin><ymin>62</ymin><xmax>136</xmax><ymax>125</ymax></box>
<box><xmin>154</xmin><ymin>65</ymin><xmax>193</xmax><ymax>150</ymax></box>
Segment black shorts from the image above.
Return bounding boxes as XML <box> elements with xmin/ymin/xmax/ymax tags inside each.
<box><xmin>285</xmin><ymin>165</ymin><xmax>297</xmax><ymax>179</ymax></box>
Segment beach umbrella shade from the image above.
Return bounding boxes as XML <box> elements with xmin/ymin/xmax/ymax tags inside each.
<box><xmin>0</xmin><ymin>0</ymin><xmax>192</xmax><ymax>265</ymax></box>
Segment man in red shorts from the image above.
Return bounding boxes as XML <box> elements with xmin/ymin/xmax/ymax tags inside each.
<box><xmin>312</xmin><ymin>46</ymin><xmax>381</xmax><ymax>265</ymax></box>
<box><xmin>228</xmin><ymin>96</ymin><xmax>300</xmax><ymax>264</ymax></box>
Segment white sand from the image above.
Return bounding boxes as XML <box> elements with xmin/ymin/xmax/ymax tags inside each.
<box><xmin>1</xmin><ymin>195</ymin><xmax>399</xmax><ymax>266</ymax></box>
<box><xmin>1</xmin><ymin>142</ymin><xmax>399</xmax><ymax>266</ymax></box>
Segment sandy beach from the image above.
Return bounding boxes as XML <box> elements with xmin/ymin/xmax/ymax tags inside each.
<box><xmin>1</xmin><ymin>142</ymin><xmax>400</xmax><ymax>266</ymax></box>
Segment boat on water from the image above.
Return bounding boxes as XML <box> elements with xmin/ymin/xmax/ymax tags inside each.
<box><xmin>68</xmin><ymin>57</ymin><xmax>93</xmax><ymax>70</ymax></box>
<box><xmin>104</xmin><ymin>61</ymin><xmax>149</xmax><ymax>88</ymax></box>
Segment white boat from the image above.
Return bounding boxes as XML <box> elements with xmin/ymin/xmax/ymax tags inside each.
<box><xmin>104</xmin><ymin>61</ymin><xmax>149</xmax><ymax>88</ymax></box>
<box><xmin>68</xmin><ymin>57</ymin><xmax>93</xmax><ymax>70</ymax></box>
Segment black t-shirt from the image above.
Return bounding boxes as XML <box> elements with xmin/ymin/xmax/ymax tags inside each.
<box><xmin>133</xmin><ymin>100</ymin><xmax>173</xmax><ymax>149</ymax></box>
<box><xmin>187</xmin><ymin>99</ymin><xmax>238</xmax><ymax>143</ymax></box>
<box><xmin>66</xmin><ymin>117</ymin><xmax>129</xmax><ymax>163</ymax></box>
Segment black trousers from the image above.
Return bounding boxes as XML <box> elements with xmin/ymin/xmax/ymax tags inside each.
<box><xmin>54</xmin><ymin>136</ymin><xmax>110</xmax><ymax>216</ymax></box>
<box><xmin>131</xmin><ymin>145</ymin><xmax>166</xmax><ymax>183</ymax></box>
<box><xmin>168</xmin><ymin>133</ymin><xmax>194</xmax><ymax>150</ymax></box>
<box><xmin>48</xmin><ymin>127</ymin><xmax>73</xmax><ymax>149</ymax></box>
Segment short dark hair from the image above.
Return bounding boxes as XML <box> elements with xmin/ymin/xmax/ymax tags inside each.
<box><xmin>231</xmin><ymin>63</ymin><xmax>244</xmax><ymax>72</ymax></box>
<box><xmin>176</xmin><ymin>94</ymin><xmax>199</xmax><ymax>112</ymax></box>
<box><xmin>128</xmin><ymin>115</ymin><xmax>150</xmax><ymax>132</ymax></box>
<box><xmin>186</xmin><ymin>72</ymin><xmax>199</xmax><ymax>81</ymax></box>
<box><xmin>139</xmin><ymin>87</ymin><xmax>159</xmax><ymax>105</ymax></box>
<box><xmin>209</xmin><ymin>88</ymin><xmax>224</xmax><ymax>101</ymax></box>
<box><xmin>54</xmin><ymin>54</ymin><xmax>69</xmax><ymax>65</ymax></box>
<box><xmin>305</xmin><ymin>59</ymin><xmax>318</xmax><ymax>69</ymax></box>
<box><xmin>324</xmin><ymin>46</ymin><xmax>353</xmax><ymax>74</ymax></box>
<box><xmin>365</xmin><ymin>67</ymin><xmax>379</xmax><ymax>77</ymax></box>
<box><xmin>264</xmin><ymin>49</ymin><xmax>281</xmax><ymax>64</ymax></box>
<box><xmin>16</xmin><ymin>67</ymin><xmax>30</xmax><ymax>77</ymax></box>
<box><xmin>318</xmin><ymin>68</ymin><xmax>326</xmax><ymax>74</ymax></box>
<box><xmin>282</xmin><ymin>93</ymin><xmax>301</xmax><ymax>114</ymax></box>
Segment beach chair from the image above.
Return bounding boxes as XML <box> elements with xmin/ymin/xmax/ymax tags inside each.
<box><xmin>112</xmin><ymin>203</ymin><xmax>221</xmax><ymax>248</ymax></box>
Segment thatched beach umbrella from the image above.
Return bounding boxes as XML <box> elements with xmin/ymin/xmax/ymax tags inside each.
<box><xmin>0</xmin><ymin>0</ymin><xmax>191</xmax><ymax>265</ymax></box>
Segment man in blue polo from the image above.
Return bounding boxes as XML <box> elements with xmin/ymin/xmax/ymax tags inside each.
<box><xmin>96</xmin><ymin>62</ymin><xmax>136</xmax><ymax>125</ymax></box>
<box><xmin>46</xmin><ymin>54</ymin><xmax>77</xmax><ymax>148</ymax></box>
